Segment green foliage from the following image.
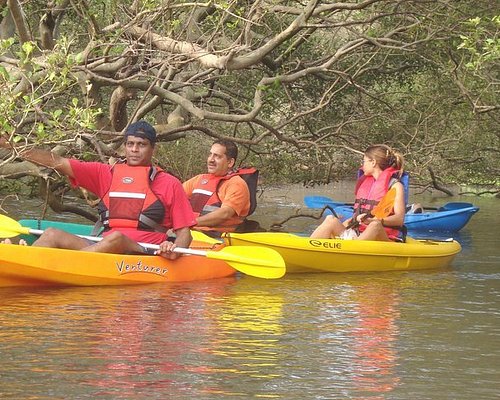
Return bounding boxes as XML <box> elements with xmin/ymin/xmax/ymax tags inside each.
<box><xmin>458</xmin><ymin>16</ymin><xmax>500</xmax><ymax>71</ymax></box>
<box><xmin>0</xmin><ymin>0</ymin><xmax>498</xmax><ymax>200</ymax></box>
<box><xmin>0</xmin><ymin>36</ymin><xmax>101</xmax><ymax>143</ymax></box>
<box><xmin>154</xmin><ymin>134</ymin><xmax>213</xmax><ymax>181</ymax></box>
<box><xmin>0</xmin><ymin>176</ymin><xmax>39</xmax><ymax>198</ymax></box>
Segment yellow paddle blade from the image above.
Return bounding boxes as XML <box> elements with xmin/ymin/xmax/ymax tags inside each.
<box><xmin>371</xmin><ymin>187</ymin><xmax>397</xmax><ymax>219</ymax></box>
<box><xmin>189</xmin><ymin>231</ymin><xmax>285</xmax><ymax>278</ymax></box>
<box><xmin>191</xmin><ymin>230</ymin><xmax>223</xmax><ymax>245</ymax></box>
<box><xmin>206</xmin><ymin>246</ymin><xmax>286</xmax><ymax>279</ymax></box>
<box><xmin>0</xmin><ymin>214</ymin><xmax>31</xmax><ymax>238</ymax></box>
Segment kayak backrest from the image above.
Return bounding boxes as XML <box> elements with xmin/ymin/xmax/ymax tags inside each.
<box><xmin>400</xmin><ymin>172</ymin><xmax>410</xmax><ymax>205</ymax></box>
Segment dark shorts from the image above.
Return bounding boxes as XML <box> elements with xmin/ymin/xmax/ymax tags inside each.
<box><xmin>137</xmin><ymin>246</ymin><xmax>157</xmax><ymax>255</ymax></box>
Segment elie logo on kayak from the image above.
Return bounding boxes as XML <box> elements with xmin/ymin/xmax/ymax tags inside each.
<box><xmin>115</xmin><ymin>260</ymin><xmax>168</xmax><ymax>276</ymax></box>
<box><xmin>309</xmin><ymin>240</ymin><xmax>342</xmax><ymax>250</ymax></box>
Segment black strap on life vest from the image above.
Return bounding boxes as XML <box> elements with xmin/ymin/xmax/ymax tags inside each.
<box><xmin>215</xmin><ymin>167</ymin><xmax>259</xmax><ymax>216</ymax></box>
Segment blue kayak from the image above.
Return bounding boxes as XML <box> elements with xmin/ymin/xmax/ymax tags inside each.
<box><xmin>304</xmin><ymin>196</ymin><xmax>479</xmax><ymax>232</ymax></box>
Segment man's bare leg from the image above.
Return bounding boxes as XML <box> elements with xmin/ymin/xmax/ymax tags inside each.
<box><xmin>32</xmin><ymin>228</ymin><xmax>95</xmax><ymax>250</ymax></box>
<box><xmin>32</xmin><ymin>228</ymin><xmax>146</xmax><ymax>254</ymax></box>
<box><xmin>81</xmin><ymin>231</ymin><xmax>145</xmax><ymax>254</ymax></box>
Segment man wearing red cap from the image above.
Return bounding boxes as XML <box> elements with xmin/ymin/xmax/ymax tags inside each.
<box><xmin>0</xmin><ymin>121</ymin><xmax>195</xmax><ymax>259</ymax></box>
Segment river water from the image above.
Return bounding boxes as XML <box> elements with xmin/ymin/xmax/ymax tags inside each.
<box><xmin>0</xmin><ymin>184</ymin><xmax>499</xmax><ymax>399</ymax></box>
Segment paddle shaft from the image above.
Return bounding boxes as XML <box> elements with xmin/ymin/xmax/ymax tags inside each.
<box><xmin>346</xmin><ymin>212</ymin><xmax>369</xmax><ymax>230</ymax></box>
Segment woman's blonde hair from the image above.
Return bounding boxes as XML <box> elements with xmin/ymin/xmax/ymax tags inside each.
<box><xmin>365</xmin><ymin>144</ymin><xmax>404</xmax><ymax>175</ymax></box>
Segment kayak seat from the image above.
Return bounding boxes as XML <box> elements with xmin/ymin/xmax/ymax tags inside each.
<box><xmin>407</xmin><ymin>204</ymin><xmax>423</xmax><ymax>214</ymax></box>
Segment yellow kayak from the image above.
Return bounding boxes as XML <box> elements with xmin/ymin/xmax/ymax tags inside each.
<box><xmin>0</xmin><ymin>243</ymin><xmax>236</xmax><ymax>288</ymax></box>
<box><xmin>222</xmin><ymin>232</ymin><xmax>462</xmax><ymax>273</ymax></box>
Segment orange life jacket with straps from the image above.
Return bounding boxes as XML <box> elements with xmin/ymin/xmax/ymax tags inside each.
<box><xmin>189</xmin><ymin>167</ymin><xmax>258</xmax><ymax>232</ymax></box>
<box><xmin>354</xmin><ymin>166</ymin><xmax>402</xmax><ymax>240</ymax></box>
<box><xmin>97</xmin><ymin>163</ymin><xmax>167</xmax><ymax>233</ymax></box>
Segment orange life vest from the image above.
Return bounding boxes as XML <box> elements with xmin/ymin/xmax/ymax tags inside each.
<box><xmin>98</xmin><ymin>163</ymin><xmax>167</xmax><ymax>233</ymax></box>
<box><xmin>189</xmin><ymin>167</ymin><xmax>258</xmax><ymax>232</ymax></box>
<box><xmin>354</xmin><ymin>166</ymin><xmax>401</xmax><ymax>240</ymax></box>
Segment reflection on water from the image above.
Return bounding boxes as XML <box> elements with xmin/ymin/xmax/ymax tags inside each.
<box><xmin>0</xmin><ymin>274</ymin><xmax>418</xmax><ymax>399</ymax></box>
<box><xmin>349</xmin><ymin>284</ymin><xmax>400</xmax><ymax>397</ymax></box>
<box><xmin>0</xmin><ymin>279</ymin><xmax>239</xmax><ymax>398</ymax></box>
<box><xmin>0</xmin><ymin>188</ymin><xmax>498</xmax><ymax>399</ymax></box>
<box><xmin>0</xmin><ymin>263</ymin><xmax>496</xmax><ymax>399</ymax></box>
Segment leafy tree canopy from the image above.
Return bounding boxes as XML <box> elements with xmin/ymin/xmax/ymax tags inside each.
<box><xmin>0</xmin><ymin>0</ymin><xmax>498</xmax><ymax>218</ymax></box>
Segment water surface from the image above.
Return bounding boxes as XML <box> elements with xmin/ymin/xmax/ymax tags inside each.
<box><xmin>0</xmin><ymin>185</ymin><xmax>498</xmax><ymax>399</ymax></box>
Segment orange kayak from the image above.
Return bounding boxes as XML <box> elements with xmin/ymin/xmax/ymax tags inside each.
<box><xmin>0</xmin><ymin>243</ymin><xmax>236</xmax><ymax>288</ymax></box>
